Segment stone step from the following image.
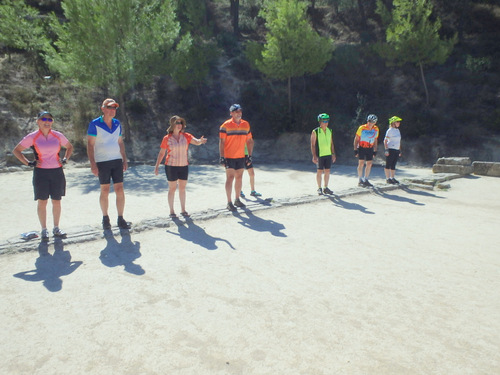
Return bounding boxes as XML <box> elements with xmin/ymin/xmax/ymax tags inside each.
<box><xmin>432</xmin><ymin>164</ymin><xmax>473</xmax><ymax>175</ymax></box>
<box><xmin>473</xmin><ymin>161</ymin><xmax>500</xmax><ymax>177</ymax></box>
<box><xmin>436</xmin><ymin>157</ymin><xmax>472</xmax><ymax>166</ymax></box>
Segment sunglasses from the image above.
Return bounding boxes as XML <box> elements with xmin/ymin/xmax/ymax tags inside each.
<box><xmin>321</xmin><ymin>120</ymin><xmax>329</xmax><ymax>123</ymax></box>
<box><xmin>40</xmin><ymin>117</ymin><xmax>53</xmax><ymax>122</ymax></box>
<box><xmin>175</xmin><ymin>121</ymin><xmax>183</xmax><ymax>125</ymax></box>
<box><xmin>106</xmin><ymin>106</ymin><xmax>117</xmax><ymax>109</ymax></box>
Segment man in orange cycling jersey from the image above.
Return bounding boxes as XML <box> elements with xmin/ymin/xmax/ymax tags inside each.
<box><xmin>354</xmin><ymin>114</ymin><xmax>379</xmax><ymax>187</ymax></box>
<box><xmin>219</xmin><ymin>104</ymin><xmax>254</xmax><ymax>211</ymax></box>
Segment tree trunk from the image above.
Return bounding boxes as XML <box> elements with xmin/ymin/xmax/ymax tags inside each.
<box><xmin>230</xmin><ymin>0</ymin><xmax>239</xmax><ymax>36</ymax></box>
<box><xmin>118</xmin><ymin>92</ymin><xmax>132</xmax><ymax>141</ymax></box>
<box><xmin>288</xmin><ymin>76</ymin><xmax>292</xmax><ymax>115</ymax></box>
<box><xmin>357</xmin><ymin>0</ymin><xmax>366</xmax><ymax>24</ymax></box>
<box><xmin>419</xmin><ymin>62</ymin><xmax>430</xmax><ymax>106</ymax></box>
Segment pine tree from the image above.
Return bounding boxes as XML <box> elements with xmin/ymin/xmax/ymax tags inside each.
<box><xmin>251</xmin><ymin>0</ymin><xmax>333</xmax><ymax>113</ymax></box>
<box><xmin>375</xmin><ymin>0</ymin><xmax>457</xmax><ymax>106</ymax></box>
<box><xmin>0</xmin><ymin>0</ymin><xmax>50</xmax><ymax>67</ymax></box>
<box><xmin>46</xmin><ymin>0</ymin><xmax>181</xmax><ymax>138</ymax></box>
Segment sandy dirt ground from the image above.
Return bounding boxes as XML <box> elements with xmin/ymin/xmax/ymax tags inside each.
<box><xmin>1</xmin><ymin>162</ymin><xmax>432</xmax><ymax>241</ymax></box>
<box><xmin>0</xmin><ymin>163</ymin><xmax>499</xmax><ymax>374</ymax></box>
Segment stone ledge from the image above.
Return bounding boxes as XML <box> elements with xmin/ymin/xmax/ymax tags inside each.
<box><xmin>473</xmin><ymin>161</ymin><xmax>500</xmax><ymax>177</ymax></box>
<box><xmin>436</xmin><ymin>157</ymin><xmax>472</xmax><ymax>166</ymax></box>
<box><xmin>432</xmin><ymin>164</ymin><xmax>473</xmax><ymax>175</ymax></box>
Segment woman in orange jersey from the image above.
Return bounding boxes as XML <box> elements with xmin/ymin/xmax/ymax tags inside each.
<box><xmin>154</xmin><ymin>115</ymin><xmax>207</xmax><ymax>218</ymax></box>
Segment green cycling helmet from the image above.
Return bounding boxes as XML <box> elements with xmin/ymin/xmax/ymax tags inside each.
<box><xmin>389</xmin><ymin>116</ymin><xmax>402</xmax><ymax>124</ymax></box>
<box><xmin>318</xmin><ymin>113</ymin><xmax>330</xmax><ymax>122</ymax></box>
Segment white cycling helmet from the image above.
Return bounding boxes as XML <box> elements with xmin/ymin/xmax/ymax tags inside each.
<box><xmin>367</xmin><ymin>114</ymin><xmax>378</xmax><ymax>123</ymax></box>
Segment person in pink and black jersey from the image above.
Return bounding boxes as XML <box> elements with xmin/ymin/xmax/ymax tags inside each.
<box><xmin>13</xmin><ymin>111</ymin><xmax>73</xmax><ymax>241</ymax></box>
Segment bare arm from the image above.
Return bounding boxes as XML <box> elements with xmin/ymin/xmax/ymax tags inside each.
<box><xmin>310</xmin><ymin>131</ymin><xmax>318</xmax><ymax>163</ymax></box>
<box><xmin>154</xmin><ymin>148</ymin><xmax>167</xmax><ymax>175</ymax></box>
<box><xmin>190</xmin><ymin>135</ymin><xmax>207</xmax><ymax>146</ymax></box>
<box><xmin>246</xmin><ymin>138</ymin><xmax>254</xmax><ymax>156</ymax></box>
<box><xmin>331</xmin><ymin>137</ymin><xmax>336</xmax><ymax>163</ymax></box>
<box><xmin>12</xmin><ymin>144</ymin><xmax>29</xmax><ymax>166</ymax></box>
<box><xmin>87</xmin><ymin>135</ymin><xmax>98</xmax><ymax>176</ymax></box>
<box><xmin>353</xmin><ymin>135</ymin><xmax>360</xmax><ymax>150</ymax></box>
<box><xmin>63</xmin><ymin>141</ymin><xmax>74</xmax><ymax>161</ymax></box>
<box><xmin>118</xmin><ymin>136</ymin><xmax>128</xmax><ymax>171</ymax></box>
<box><xmin>219</xmin><ymin>138</ymin><xmax>225</xmax><ymax>158</ymax></box>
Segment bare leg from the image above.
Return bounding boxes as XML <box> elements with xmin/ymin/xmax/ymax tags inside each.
<box><xmin>168</xmin><ymin>180</ymin><xmax>178</xmax><ymax>215</ymax></box>
<box><xmin>323</xmin><ymin>169</ymin><xmax>330</xmax><ymax>187</ymax></box>
<box><xmin>247</xmin><ymin>168</ymin><xmax>256</xmax><ymax>191</ymax></box>
<box><xmin>384</xmin><ymin>168</ymin><xmax>390</xmax><ymax>179</ymax></box>
<box><xmin>357</xmin><ymin>160</ymin><xmax>365</xmax><ymax>179</ymax></box>
<box><xmin>234</xmin><ymin>169</ymin><xmax>244</xmax><ymax>200</ymax></box>
<box><xmin>37</xmin><ymin>199</ymin><xmax>48</xmax><ymax>229</ymax></box>
<box><xmin>316</xmin><ymin>170</ymin><xmax>322</xmax><ymax>188</ymax></box>
<box><xmin>178</xmin><ymin>179</ymin><xmax>188</xmax><ymax>213</ymax></box>
<box><xmin>225</xmin><ymin>169</ymin><xmax>236</xmax><ymax>203</ymax></box>
<box><xmin>365</xmin><ymin>161</ymin><xmax>373</xmax><ymax>179</ymax></box>
<box><xmin>52</xmin><ymin>199</ymin><xmax>61</xmax><ymax>228</ymax></box>
<box><xmin>114</xmin><ymin>182</ymin><xmax>125</xmax><ymax>216</ymax></box>
<box><xmin>99</xmin><ymin>184</ymin><xmax>111</xmax><ymax>216</ymax></box>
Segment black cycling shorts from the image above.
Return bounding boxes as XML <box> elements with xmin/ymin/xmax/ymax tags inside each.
<box><xmin>33</xmin><ymin>167</ymin><xmax>66</xmax><ymax>201</ymax></box>
<box><xmin>97</xmin><ymin>159</ymin><xmax>124</xmax><ymax>185</ymax></box>
<box><xmin>358</xmin><ymin>147</ymin><xmax>374</xmax><ymax>161</ymax></box>
<box><xmin>225</xmin><ymin>157</ymin><xmax>246</xmax><ymax>170</ymax></box>
<box><xmin>385</xmin><ymin>149</ymin><xmax>400</xmax><ymax>170</ymax></box>
<box><xmin>165</xmin><ymin>165</ymin><xmax>188</xmax><ymax>181</ymax></box>
<box><xmin>316</xmin><ymin>155</ymin><xmax>332</xmax><ymax>170</ymax></box>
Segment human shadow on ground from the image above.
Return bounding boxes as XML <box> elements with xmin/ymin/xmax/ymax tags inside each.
<box><xmin>239</xmin><ymin>195</ymin><xmax>274</xmax><ymax>207</ymax></box>
<box><xmin>70</xmin><ymin>165</ymin><xmax>224</xmax><ymax>196</ymax></box>
<box><xmin>167</xmin><ymin>218</ymin><xmax>235</xmax><ymax>251</ymax></box>
<box><xmin>373</xmin><ymin>189</ymin><xmax>426</xmax><ymax>206</ymax></box>
<box><xmin>99</xmin><ymin>230</ymin><xmax>145</xmax><ymax>275</ymax></box>
<box><xmin>400</xmin><ymin>186</ymin><xmax>445</xmax><ymax>199</ymax></box>
<box><xmin>13</xmin><ymin>239</ymin><xmax>82</xmax><ymax>292</ymax></box>
<box><xmin>327</xmin><ymin>196</ymin><xmax>375</xmax><ymax>214</ymax></box>
<box><xmin>234</xmin><ymin>209</ymin><xmax>287</xmax><ymax>237</ymax></box>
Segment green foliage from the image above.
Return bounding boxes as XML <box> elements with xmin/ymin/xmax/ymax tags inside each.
<box><xmin>171</xmin><ymin>0</ymin><xmax>217</xmax><ymax>89</ymax></box>
<box><xmin>249</xmin><ymin>0</ymin><xmax>334</xmax><ymax>114</ymax></box>
<box><xmin>323</xmin><ymin>0</ymin><xmax>360</xmax><ymax>13</ymax></box>
<box><xmin>375</xmin><ymin>0</ymin><xmax>392</xmax><ymax>25</ymax></box>
<box><xmin>0</xmin><ymin>0</ymin><xmax>50</xmax><ymax>61</ymax></box>
<box><xmin>256</xmin><ymin>0</ymin><xmax>333</xmax><ymax>80</ymax></box>
<box><xmin>46</xmin><ymin>0</ymin><xmax>180</xmax><ymax>94</ymax></box>
<box><xmin>375</xmin><ymin>0</ymin><xmax>458</xmax><ymax>105</ymax></box>
<box><xmin>375</xmin><ymin>0</ymin><xmax>457</xmax><ymax>67</ymax></box>
<box><xmin>176</xmin><ymin>0</ymin><xmax>211</xmax><ymax>36</ymax></box>
<box><xmin>464</xmin><ymin>55</ymin><xmax>492</xmax><ymax>72</ymax></box>
<box><xmin>169</xmin><ymin>34</ymin><xmax>218</xmax><ymax>89</ymax></box>
<box><xmin>244</xmin><ymin>41</ymin><xmax>264</xmax><ymax>71</ymax></box>
<box><xmin>238</xmin><ymin>0</ymin><xmax>264</xmax><ymax>33</ymax></box>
